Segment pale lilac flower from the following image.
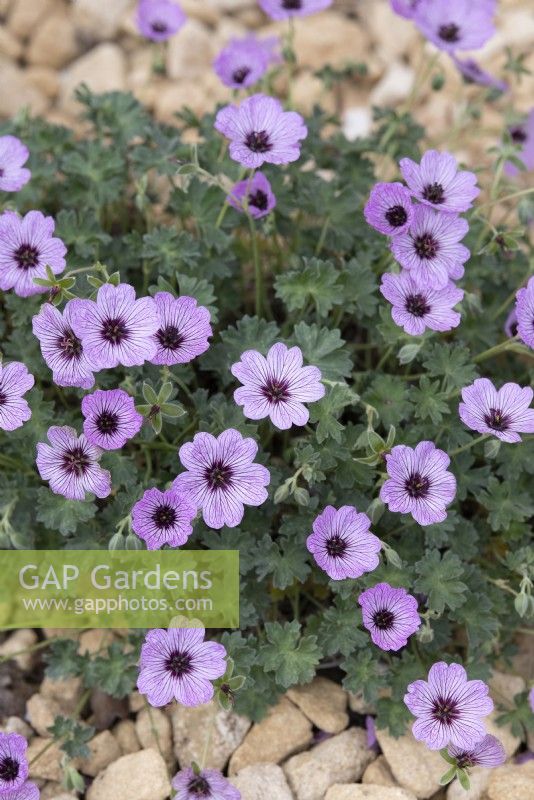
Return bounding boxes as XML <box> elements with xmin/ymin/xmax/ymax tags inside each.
<box><xmin>504</xmin><ymin>308</ymin><xmax>518</xmax><ymax>339</ymax></box>
<box><xmin>399</xmin><ymin>151</ymin><xmax>479</xmax><ymax>213</ymax></box>
<box><xmin>505</xmin><ymin>109</ymin><xmax>534</xmax><ymax>177</ymax></box>
<box><xmin>529</xmin><ymin>686</ymin><xmax>534</xmax><ymax>713</ymax></box>
<box><xmin>359</xmin><ymin>582</ymin><xmax>421</xmax><ymax>651</ymax></box>
<box><xmin>137</xmin><ymin>627</ymin><xmax>227</xmax><ymax>707</ymax></box>
<box><xmin>380</xmin><ymin>271</ymin><xmax>463</xmax><ymax>335</ymax></box>
<box><xmin>459</xmin><ymin>378</ymin><xmax>534</xmax><ymax>443</ymax></box>
<box><xmin>0</xmin><ymin>734</ymin><xmax>29</xmax><ymax>794</ymax></box>
<box><xmin>151</xmin><ymin>292</ymin><xmax>212</xmax><ymax>366</ymax></box>
<box><xmin>69</xmin><ymin>283</ymin><xmax>159</xmax><ymax>370</ymax></box>
<box><xmin>231</xmin><ymin>343</ymin><xmax>324</xmax><ymax>430</ymax></box>
<box><xmin>173</xmin><ymin>429</ymin><xmax>270</xmax><ymax>529</ymax></box>
<box><xmin>365</xmin><ymin>716</ymin><xmax>378</xmax><ymax>750</ymax></box>
<box><xmin>390</xmin><ymin>205</ymin><xmax>470</xmax><ymax>289</ymax></box>
<box><xmin>380</xmin><ymin>441</ymin><xmax>456</xmax><ymax>526</ymax></box>
<box><xmin>0</xmin><ymin>136</ymin><xmax>31</xmax><ymax>192</ymax></box>
<box><xmin>364</xmin><ymin>182</ymin><xmax>414</xmax><ymax>236</ymax></box>
<box><xmin>414</xmin><ymin>0</ymin><xmax>496</xmax><ymax>54</ymax></box>
<box><xmin>172</xmin><ymin>767</ymin><xmax>241</xmax><ymax>800</ymax></box>
<box><xmin>448</xmin><ymin>734</ymin><xmax>506</xmax><ymax>769</ymax></box>
<box><xmin>404</xmin><ymin>662</ymin><xmax>494</xmax><ymax>750</ymax></box>
<box><xmin>515</xmin><ymin>276</ymin><xmax>534</xmax><ymax>350</ymax></box>
<box><xmin>136</xmin><ymin>0</ymin><xmax>186</xmax><ymax>41</ymax></box>
<box><xmin>0</xmin><ymin>210</ymin><xmax>66</xmax><ymax>298</ymax></box>
<box><xmin>306</xmin><ymin>505</ymin><xmax>381</xmax><ymax>581</ymax></box>
<box><xmin>259</xmin><ymin>0</ymin><xmax>332</xmax><ymax>20</ymax></box>
<box><xmin>1</xmin><ymin>783</ymin><xmax>41</xmax><ymax>800</ymax></box>
<box><xmin>131</xmin><ymin>487</ymin><xmax>196</xmax><ymax>550</ymax></box>
<box><xmin>453</xmin><ymin>58</ymin><xmax>508</xmax><ymax>93</ymax></box>
<box><xmin>391</xmin><ymin>0</ymin><xmax>421</xmax><ymax>19</ymax></box>
<box><xmin>32</xmin><ymin>301</ymin><xmax>95</xmax><ymax>390</ymax></box>
<box><xmin>228</xmin><ymin>171</ymin><xmax>277</xmax><ymax>220</ymax></box>
<box><xmin>0</xmin><ymin>362</ymin><xmax>34</xmax><ymax>432</ymax></box>
<box><xmin>214</xmin><ymin>94</ymin><xmax>307</xmax><ymax>168</ymax></box>
<box><xmin>82</xmin><ymin>389</ymin><xmax>143</xmax><ymax>450</ymax></box>
<box><xmin>36</xmin><ymin>426</ymin><xmax>111</xmax><ymax>501</ymax></box>
<box><xmin>214</xmin><ymin>35</ymin><xmax>280</xmax><ymax>90</ymax></box>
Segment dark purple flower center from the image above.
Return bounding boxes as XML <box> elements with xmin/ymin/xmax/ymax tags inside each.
<box><xmin>101</xmin><ymin>317</ymin><xmax>129</xmax><ymax>345</ymax></box>
<box><xmin>405</xmin><ymin>293</ymin><xmax>430</xmax><ymax>317</ymax></box>
<box><xmin>151</xmin><ymin>20</ymin><xmax>167</xmax><ymax>33</ymax></box>
<box><xmin>325</xmin><ymin>535</ymin><xmax>348</xmax><ymax>558</ymax></box>
<box><xmin>405</xmin><ymin>472</ymin><xmax>430</xmax><ymax>499</ymax></box>
<box><xmin>282</xmin><ymin>0</ymin><xmax>302</xmax><ymax>8</ymax></box>
<box><xmin>61</xmin><ymin>445</ymin><xmax>90</xmax><ymax>477</ymax></box>
<box><xmin>422</xmin><ymin>182</ymin><xmax>445</xmax><ymax>205</ymax></box>
<box><xmin>96</xmin><ymin>411</ymin><xmax>120</xmax><ymax>435</ymax></box>
<box><xmin>432</xmin><ymin>696</ymin><xmax>460</xmax><ymax>725</ymax></box>
<box><xmin>187</xmin><ymin>775</ymin><xmax>211</xmax><ymax>796</ymax></box>
<box><xmin>14</xmin><ymin>244</ymin><xmax>39</xmax><ymax>270</ymax></box>
<box><xmin>0</xmin><ymin>390</ymin><xmax>6</xmax><ymax>406</ymax></box>
<box><xmin>232</xmin><ymin>66</ymin><xmax>251</xmax><ymax>85</ymax></box>
<box><xmin>385</xmin><ymin>205</ymin><xmax>408</xmax><ymax>228</ymax></box>
<box><xmin>245</xmin><ymin>130</ymin><xmax>272</xmax><ymax>153</ymax></box>
<box><xmin>510</xmin><ymin>126</ymin><xmax>527</xmax><ymax>144</ymax></box>
<box><xmin>152</xmin><ymin>503</ymin><xmax>177</xmax><ymax>530</ymax></box>
<box><xmin>372</xmin><ymin>608</ymin><xmax>395</xmax><ymax>630</ymax></box>
<box><xmin>57</xmin><ymin>329</ymin><xmax>83</xmax><ymax>361</ymax></box>
<box><xmin>261</xmin><ymin>377</ymin><xmax>290</xmax><ymax>404</ymax></box>
<box><xmin>249</xmin><ymin>189</ymin><xmax>269</xmax><ymax>211</ymax></box>
<box><xmin>205</xmin><ymin>460</ymin><xmax>234</xmax><ymax>491</ymax></box>
<box><xmin>0</xmin><ymin>756</ymin><xmax>19</xmax><ymax>783</ymax></box>
<box><xmin>414</xmin><ymin>233</ymin><xmax>439</xmax><ymax>260</ymax></box>
<box><xmin>166</xmin><ymin>649</ymin><xmax>192</xmax><ymax>677</ymax></box>
<box><xmin>455</xmin><ymin>753</ymin><xmax>475</xmax><ymax>769</ymax></box>
<box><xmin>438</xmin><ymin>23</ymin><xmax>461</xmax><ymax>43</ymax></box>
<box><xmin>0</xmin><ymin>168</ymin><xmax>4</xmax><ymax>177</ymax></box>
<box><xmin>484</xmin><ymin>407</ymin><xmax>510</xmax><ymax>432</ymax></box>
<box><xmin>157</xmin><ymin>325</ymin><xmax>184</xmax><ymax>352</ymax></box>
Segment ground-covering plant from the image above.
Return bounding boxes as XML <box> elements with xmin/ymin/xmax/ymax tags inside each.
<box><xmin>0</xmin><ymin>0</ymin><xmax>534</xmax><ymax>795</ymax></box>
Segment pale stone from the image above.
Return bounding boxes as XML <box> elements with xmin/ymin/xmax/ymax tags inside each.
<box><xmin>229</xmin><ymin>698</ymin><xmax>310</xmax><ymax>774</ymax></box>
<box><xmin>79</xmin><ymin>730</ymin><xmax>122</xmax><ymax>778</ymax></box>
<box><xmin>113</xmin><ymin>719</ymin><xmax>141</xmax><ymax>755</ymax></box>
<box><xmin>484</xmin><ymin>710</ymin><xmax>521</xmax><ymax>758</ymax></box>
<box><xmin>174</xmin><ymin>700</ymin><xmax>251</xmax><ymax>772</ymax></box>
<box><xmin>180</xmin><ymin>0</ymin><xmax>219</xmax><ymax>27</ymax></box>
<box><xmin>486</xmin><ymin>760</ymin><xmax>534</xmax><ymax>800</ymax></box>
<box><xmin>25</xmin><ymin>66</ymin><xmax>60</xmax><ymax>99</ymax></box>
<box><xmin>290</xmin><ymin>72</ymin><xmax>333</xmax><ymax>116</ymax></box>
<box><xmin>27</xmin><ymin>13</ymin><xmax>78</xmax><ymax>69</ymax></box>
<box><xmin>59</xmin><ymin>43</ymin><xmax>126</xmax><ymax>114</ymax></box>
<box><xmin>287</xmin><ymin>678</ymin><xmax>349</xmax><ymax>734</ymax></box>
<box><xmin>488</xmin><ymin>669</ymin><xmax>525</xmax><ymax>707</ymax></box>
<box><xmin>2</xmin><ymin>716</ymin><xmax>33</xmax><ymax>739</ymax></box>
<box><xmin>41</xmin><ymin>786</ymin><xmax>76</xmax><ymax>800</ymax></box>
<box><xmin>362</xmin><ymin>755</ymin><xmax>397</xmax><ymax>788</ymax></box>
<box><xmin>325</xmin><ymin>786</ymin><xmax>417</xmax><ymax>800</ymax></box>
<box><xmin>0</xmin><ymin>628</ymin><xmax>37</xmax><ymax>670</ymax></box>
<box><xmin>230</xmin><ymin>763</ymin><xmax>295</xmax><ymax>800</ymax></box>
<box><xmin>447</xmin><ymin>768</ymin><xmax>490</xmax><ymax>800</ymax></box>
<box><xmin>72</xmin><ymin>0</ymin><xmax>132</xmax><ymax>39</ymax></box>
<box><xmin>363</xmin><ymin>0</ymin><xmax>418</xmax><ymax>60</ymax></box>
<box><xmin>290</xmin><ymin>12</ymin><xmax>369</xmax><ymax>70</ymax></box>
<box><xmin>27</xmin><ymin>738</ymin><xmax>66</xmax><ymax>782</ymax></box>
<box><xmin>348</xmin><ymin>692</ymin><xmax>376</xmax><ymax>715</ymax></box>
<box><xmin>26</xmin><ymin>693</ymin><xmax>62</xmax><ymax>738</ymax></box>
<box><xmin>86</xmin><ymin>749</ymin><xmax>171</xmax><ymax>800</ymax></box>
<box><xmin>7</xmin><ymin>0</ymin><xmax>56</xmax><ymax>40</ymax></box>
<box><xmin>0</xmin><ymin>24</ymin><xmax>21</xmax><ymax>58</ymax></box>
<box><xmin>166</xmin><ymin>20</ymin><xmax>216</xmax><ymax>80</ymax></box>
<box><xmin>283</xmin><ymin>728</ymin><xmax>375</xmax><ymax>800</ymax></box>
<box><xmin>40</xmin><ymin>675</ymin><xmax>83</xmax><ymax>713</ymax></box>
<box><xmin>154</xmin><ymin>82</ymin><xmax>211</xmax><ymax>122</ymax></box>
<box><xmin>128</xmin><ymin>690</ymin><xmax>145</xmax><ymax>713</ymax></box>
<box><xmin>370</xmin><ymin>61</ymin><xmax>415</xmax><ymax>107</ymax></box>
<box><xmin>135</xmin><ymin>707</ymin><xmax>174</xmax><ymax>766</ymax></box>
<box><xmin>343</xmin><ymin>107</ymin><xmax>373</xmax><ymax>141</ymax></box>
<box><xmin>374</xmin><ymin>727</ymin><xmax>445</xmax><ymax>800</ymax></box>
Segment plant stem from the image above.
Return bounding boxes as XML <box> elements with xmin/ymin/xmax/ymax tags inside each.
<box><xmin>248</xmin><ymin>213</ymin><xmax>263</xmax><ymax>317</ymax></box>
<box><xmin>376</xmin><ymin>345</ymin><xmax>393</xmax><ymax>371</ymax></box>
<box><xmin>449</xmin><ymin>434</ymin><xmax>490</xmax><ymax>457</ymax></box>
<box><xmin>315</xmin><ymin>215</ymin><xmax>330</xmax><ymax>255</ymax></box>
<box><xmin>473</xmin><ymin>336</ymin><xmax>518</xmax><ymax>363</ymax></box>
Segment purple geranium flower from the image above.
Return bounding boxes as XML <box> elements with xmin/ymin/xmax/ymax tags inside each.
<box><xmin>0</xmin><ymin>734</ymin><xmax>29</xmax><ymax>795</ymax></box>
<box><xmin>399</xmin><ymin>150</ymin><xmax>480</xmax><ymax>213</ymax></box>
<box><xmin>214</xmin><ymin>94</ymin><xmax>307</xmax><ymax>168</ymax></box>
<box><xmin>390</xmin><ymin>205</ymin><xmax>470</xmax><ymax>289</ymax></box>
<box><xmin>529</xmin><ymin>686</ymin><xmax>534</xmax><ymax>712</ymax></box>
<box><xmin>136</xmin><ymin>0</ymin><xmax>186</xmax><ymax>41</ymax></box>
<box><xmin>36</xmin><ymin>426</ymin><xmax>111</xmax><ymax>501</ymax></box>
<box><xmin>172</xmin><ymin>767</ymin><xmax>241</xmax><ymax>800</ymax></box>
<box><xmin>1</xmin><ymin>783</ymin><xmax>40</xmax><ymax>800</ymax></box>
<box><xmin>364</xmin><ymin>182</ymin><xmax>414</xmax><ymax>236</ymax></box>
<box><xmin>69</xmin><ymin>283</ymin><xmax>159</xmax><ymax>370</ymax></box>
<box><xmin>359</xmin><ymin>582</ymin><xmax>421</xmax><ymax>651</ymax></box>
<box><xmin>459</xmin><ymin>378</ymin><xmax>534</xmax><ymax>443</ymax></box>
<box><xmin>515</xmin><ymin>276</ymin><xmax>534</xmax><ymax>350</ymax></box>
<box><xmin>259</xmin><ymin>0</ymin><xmax>332</xmax><ymax>20</ymax></box>
<box><xmin>365</xmin><ymin>716</ymin><xmax>378</xmax><ymax>750</ymax></box>
<box><xmin>137</xmin><ymin>627</ymin><xmax>227</xmax><ymax>707</ymax></box>
<box><xmin>82</xmin><ymin>389</ymin><xmax>143</xmax><ymax>450</ymax></box>
<box><xmin>504</xmin><ymin>308</ymin><xmax>518</xmax><ymax>339</ymax></box>
<box><xmin>404</xmin><ymin>662</ymin><xmax>494</xmax><ymax>750</ymax></box>
<box><xmin>380</xmin><ymin>271</ymin><xmax>463</xmax><ymax>335</ymax></box>
<box><xmin>380</xmin><ymin>441</ymin><xmax>456</xmax><ymax>526</ymax></box>
<box><xmin>228</xmin><ymin>171</ymin><xmax>277</xmax><ymax>220</ymax></box>
<box><xmin>390</xmin><ymin>0</ymin><xmax>421</xmax><ymax>19</ymax></box>
<box><xmin>231</xmin><ymin>342</ymin><xmax>324</xmax><ymax>430</ymax></box>
<box><xmin>151</xmin><ymin>292</ymin><xmax>212</xmax><ymax>366</ymax></box>
<box><xmin>0</xmin><ymin>210</ymin><xmax>66</xmax><ymax>298</ymax></box>
<box><xmin>414</xmin><ymin>0</ymin><xmax>496</xmax><ymax>54</ymax></box>
<box><xmin>453</xmin><ymin>58</ymin><xmax>508</xmax><ymax>93</ymax></box>
<box><xmin>0</xmin><ymin>362</ymin><xmax>34</xmax><ymax>432</ymax></box>
<box><xmin>214</xmin><ymin>34</ymin><xmax>280</xmax><ymax>90</ymax></box>
<box><xmin>505</xmin><ymin>109</ymin><xmax>534</xmax><ymax>177</ymax></box>
<box><xmin>448</xmin><ymin>734</ymin><xmax>506</xmax><ymax>769</ymax></box>
<box><xmin>306</xmin><ymin>505</ymin><xmax>381</xmax><ymax>580</ymax></box>
<box><xmin>173</xmin><ymin>429</ymin><xmax>270</xmax><ymax>529</ymax></box>
<box><xmin>0</xmin><ymin>136</ymin><xmax>31</xmax><ymax>192</ymax></box>
<box><xmin>131</xmin><ymin>487</ymin><xmax>196</xmax><ymax>550</ymax></box>
<box><xmin>32</xmin><ymin>301</ymin><xmax>95</xmax><ymax>390</ymax></box>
